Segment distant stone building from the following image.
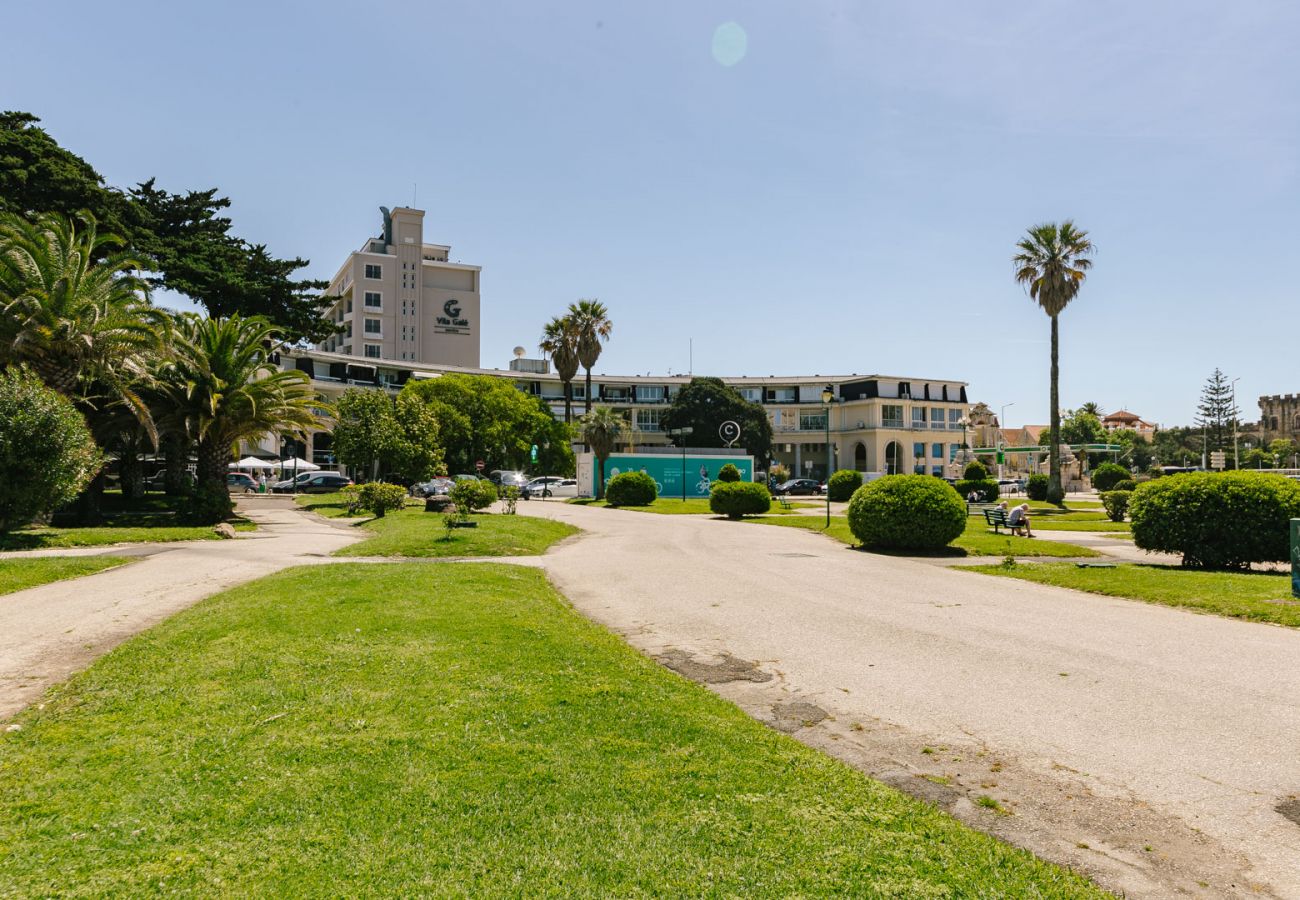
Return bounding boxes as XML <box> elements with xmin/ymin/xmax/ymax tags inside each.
<box><xmin>1258</xmin><ymin>394</ymin><xmax>1300</xmax><ymax>442</ymax></box>
<box><xmin>1101</xmin><ymin>409</ymin><xmax>1156</xmax><ymax>437</ymax></box>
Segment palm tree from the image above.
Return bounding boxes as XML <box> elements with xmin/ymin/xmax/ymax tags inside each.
<box><xmin>1078</xmin><ymin>401</ymin><xmax>1104</xmax><ymax>418</ymax></box>
<box><xmin>0</xmin><ymin>211</ymin><xmax>163</xmax><ymax>434</ymax></box>
<box><xmin>1013</xmin><ymin>221</ymin><xmax>1095</xmax><ymax>504</ymax></box>
<box><xmin>580</xmin><ymin>406</ymin><xmax>628</xmax><ymax>499</ymax></box>
<box><xmin>568</xmin><ymin>298</ymin><xmax>612</xmax><ymax>415</ymax></box>
<box><xmin>159</xmin><ymin>314</ymin><xmax>326</xmax><ymax>520</ymax></box>
<box><xmin>539</xmin><ymin>315</ymin><xmax>580</xmax><ymax>423</ymax></box>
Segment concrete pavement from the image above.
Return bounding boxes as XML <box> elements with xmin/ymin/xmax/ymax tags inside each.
<box><xmin>520</xmin><ymin>501</ymin><xmax>1300</xmax><ymax>898</ymax></box>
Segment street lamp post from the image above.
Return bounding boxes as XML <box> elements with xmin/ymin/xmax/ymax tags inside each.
<box><xmin>998</xmin><ymin>402</ymin><xmax>1015</xmax><ymax>480</ymax></box>
<box><xmin>1231</xmin><ymin>377</ymin><xmax>1241</xmax><ymax>470</ymax></box>
<box><xmin>958</xmin><ymin>416</ymin><xmax>971</xmax><ymax>471</ymax></box>
<box><xmin>821</xmin><ymin>386</ymin><xmax>838</xmax><ymax>527</ymax></box>
<box><xmin>670</xmin><ymin>426</ymin><xmax>694</xmax><ymax>502</ymax></box>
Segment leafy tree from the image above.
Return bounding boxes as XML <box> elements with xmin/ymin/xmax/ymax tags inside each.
<box><xmin>158</xmin><ymin>315</ymin><xmax>324</xmax><ymax>521</ymax></box>
<box><xmin>1013</xmin><ymin>220</ymin><xmax>1095</xmax><ymax>503</ymax></box>
<box><xmin>332</xmin><ymin>389</ymin><xmax>400</xmax><ymax>480</ymax></box>
<box><xmin>0</xmin><ymin>367</ymin><xmax>101</xmax><ymax>532</ymax></box>
<box><xmin>1269</xmin><ymin>438</ymin><xmax>1297</xmax><ymax>467</ymax></box>
<box><xmin>389</xmin><ymin>392</ymin><xmax>444</xmax><ymax>484</ymax></box>
<box><xmin>1111</xmin><ymin>428</ymin><xmax>1154</xmax><ymax>472</ymax></box>
<box><xmin>533</xmin><ymin>413</ymin><xmax>576</xmax><ymax>476</ymax></box>
<box><xmin>1194</xmin><ymin>368</ymin><xmax>1239</xmax><ymax>458</ymax></box>
<box><xmin>1151</xmin><ymin>426</ymin><xmax>1201</xmax><ymax>469</ymax></box>
<box><xmin>660</xmin><ymin>376</ymin><xmax>773</xmax><ymax>464</ymax></box>
<box><xmin>0</xmin><ymin>113</ymin><xmax>336</xmax><ymax>343</ymax></box>
<box><xmin>580</xmin><ymin>406</ymin><xmax>629</xmax><ymax>499</ymax></box>
<box><xmin>539</xmin><ymin>315</ymin><xmax>580</xmax><ymax>423</ymax></box>
<box><xmin>568</xmin><ymin>298</ymin><xmax>612</xmax><ymax>416</ymax></box>
<box><xmin>400</xmin><ymin>373</ymin><xmax>561</xmax><ymax>474</ymax></box>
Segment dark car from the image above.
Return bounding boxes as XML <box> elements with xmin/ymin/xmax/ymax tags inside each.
<box><xmin>226</xmin><ymin>472</ymin><xmax>257</xmax><ymax>494</ymax></box>
<box><xmin>414</xmin><ymin>477</ymin><xmax>454</xmax><ymax>497</ymax></box>
<box><xmin>774</xmin><ymin>478</ymin><xmax>821</xmax><ymax>496</ymax></box>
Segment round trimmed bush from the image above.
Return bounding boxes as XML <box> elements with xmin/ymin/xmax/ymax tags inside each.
<box><xmin>827</xmin><ymin>469</ymin><xmax>863</xmax><ymax>502</ymax></box>
<box><xmin>358</xmin><ymin>482</ymin><xmax>408</xmax><ymax>517</ymax></box>
<box><xmin>716</xmin><ymin>463</ymin><xmax>741</xmax><ymax>483</ymax></box>
<box><xmin>1026</xmin><ymin>473</ymin><xmax>1049</xmax><ymax>501</ymax></box>
<box><xmin>963</xmin><ymin>460</ymin><xmax>989</xmax><ymax>481</ymax></box>
<box><xmin>1112</xmin><ymin>479</ymin><xmax>1137</xmax><ymax>492</ymax></box>
<box><xmin>1129</xmin><ymin>471</ymin><xmax>1300</xmax><ymax>569</ymax></box>
<box><xmin>846</xmin><ymin>475</ymin><xmax>966</xmax><ymax>551</ymax></box>
<box><xmin>1099</xmin><ymin>489</ymin><xmax>1131</xmax><ymax>522</ymax></box>
<box><xmin>605</xmin><ymin>471</ymin><xmax>658</xmax><ymax>507</ymax></box>
<box><xmin>450</xmin><ymin>478</ymin><xmax>498</xmax><ymax>513</ymax></box>
<box><xmin>1090</xmin><ymin>462</ymin><xmax>1131</xmax><ymax>492</ymax></box>
<box><xmin>0</xmin><ymin>368</ymin><xmax>101</xmax><ymax>532</ymax></box>
<box><xmin>953</xmin><ymin>478</ymin><xmax>999</xmax><ymax>502</ymax></box>
<box><xmin>709</xmin><ymin>481</ymin><xmax>771</xmax><ymax>519</ymax></box>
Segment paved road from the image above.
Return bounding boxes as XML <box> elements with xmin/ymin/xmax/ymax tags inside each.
<box><xmin>521</xmin><ymin>502</ymin><xmax>1300</xmax><ymax>898</ymax></box>
<box><xmin>0</xmin><ymin>497</ymin><xmax>360</xmax><ymax>720</ymax></box>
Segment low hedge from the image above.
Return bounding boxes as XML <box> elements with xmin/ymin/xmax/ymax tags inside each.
<box><xmin>716</xmin><ymin>463</ymin><xmax>741</xmax><ymax>483</ymax></box>
<box><xmin>450</xmin><ymin>479</ymin><xmax>498</xmax><ymax>513</ymax></box>
<box><xmin>846</xmin><ymin>475</ymin><xmax>966</xmax><ymax>551</ymax></box>
<box><xmin>953</xmin><ymin>478</ymin><xmax>999</xmax><ymax>502</ymax></box>
<box><xmin>1111</xmin><ymin>479</ymin><xmax>1137</xmax><ymax>492</ymax></box>
<box><xmin>1098</xmin><ymin>490</ymin><xmax>1131</xmax><ymax>522</ymax></box>
<box><xmin>1129</xmin><ymin>471</ymin><xmax>1300</xmax><ymax>569</ymax></box>
<box><xmin>1026</xmin><ymin>473</ymin><xmax>1049</xmax><ymax>501</ymax></box>
<box><xmin>606</xmin><ymin>471</ymin><xmax>658</xmax><ymax>507</ymax></box>
<box><xmin>358</xmin><ymin>481</ymin><xmax>408</xmax><ymax>517</ymax></box>
<box><xmin>1091</xmin><ymin>462</ymin><xmax>1131</xmax><ymax>492</ymax></box>
<box><xmin>963</xmin><ymin>460</ymin><xmax>990</xmax><ymax>481</ymax></box>
<box><xmin>827</xmin><ymin>469</ymin><xmax>863</xmax><ymax>502</ymax></box>
<box><xmin>709</xmin><ymin>481</ymin><xmax>771</xmax><ymax>519</ymax></box>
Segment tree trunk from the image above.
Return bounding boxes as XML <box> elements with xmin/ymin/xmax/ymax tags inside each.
<box><xmin>197</xmin><ymin>437</ymin><xmax>229</xmax><ymax>494</ymax></box>
<box><xmin>563</xmin><ymin>380</ymin><xmax>572</xmax><ymax>424</ymax></box>
<box><xmin>72</xmin><ymin>471</ymin><xmax>106</xmax><ymax>525</ymax></box>
<box><xmin>584</xmin><ymin>368</ymin><xmax>593</xmax><ymax>415</ymax></box>
<box><xmin>1047</xmin><ymin>314</ymin><xmax>1064</xmax><ymax>504</ymax></box>
<box><xmin>163</xmin><ymin>432</ymin><xmax>192</xmax><ymax>496</ymax></box>
<box><xmin>119</xmin><ymin>443</ymin><xmax>144</xmax><ymax>502</ymax></box>
<box><xmin>597</xmin><ymin>456</ymin><xmax>606</xmax><ymax>499</ymax></box>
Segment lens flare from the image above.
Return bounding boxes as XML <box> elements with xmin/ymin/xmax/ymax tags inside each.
<box><xmin>711</xmin><ymin>21</ymin><xmax>747</xmax><ymax>67</ymax></box>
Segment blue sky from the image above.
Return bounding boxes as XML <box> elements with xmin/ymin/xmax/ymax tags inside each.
<box><xmin>4</xmin><ymin>1</ymin><xmax>1297</xmax><ymax>428</ymax></box>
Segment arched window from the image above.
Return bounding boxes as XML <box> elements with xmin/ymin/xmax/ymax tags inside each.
<box><xmin>854</xmin><ymin>442</ymin><xmax>867</xmax><ymax>470</ymax></box>
<box><xmin>884</xmin><ymin>441</ymin><xmax>902</xmax><ymax>476</ymax></box>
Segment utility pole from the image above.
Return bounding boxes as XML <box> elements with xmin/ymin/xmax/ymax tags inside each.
<box><xmin>1231</xmin><ymin>377</ymin><xmax>1241</xmax><ymax>470</ymax></box>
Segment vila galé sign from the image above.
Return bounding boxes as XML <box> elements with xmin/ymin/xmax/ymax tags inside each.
<box><xmin>435</xmin><ymin>298</ymin><xmax>471</xmax><ymax>334</ymax></box>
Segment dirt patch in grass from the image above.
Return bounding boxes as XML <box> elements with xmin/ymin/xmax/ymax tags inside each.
<box><xmin>771</xmin><ymin>699</ymin><xmax>829</xmax><ymax>732</ymax></box>
<box><xmin>656</xmin><ymin>648</ymin><xmax>772</xmax><ymax>683</ymax></box>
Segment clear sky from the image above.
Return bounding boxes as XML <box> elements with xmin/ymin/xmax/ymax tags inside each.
<box><xmin>4</xmin><ymin>1</ymin><xmax>1297</xmax><ymax>428</ymax></box>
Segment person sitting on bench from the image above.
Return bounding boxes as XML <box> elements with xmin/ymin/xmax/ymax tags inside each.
<box><xmin>1007</xmin><ymin>503</ymin><xmax>1032</xmax><ymax>537</ymax></box>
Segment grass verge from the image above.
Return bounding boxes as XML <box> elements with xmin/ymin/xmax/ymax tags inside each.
<box><xmin>960</xmin><ymin>562</ymin><xmax>1299</xmax><ymax>627</ymax></box>
<box><xmin>0</xmin><ymin>563</ymin><xmax>1102</xmax><ymax>896</ymax></box>
<box><xmin>569</xmin><ymin>497</ymin><xmax>812</xmax><ymax>515</ymax></box>
<box><xmin>0</xmin><ymin>556</ymin><xmax>132</xmax><ymax>596</ymax></box>
<box><xmin>333</xmin><ymin>507</ymin><xmax>577</xmax><ymax>558</ymax></box>
<box><xmin>0</xmin><ymin>522</ymin><xmax>255</xmax><ymax>551</ymax></box>
<box><xmin>747</xmin><ymin>515</ymin><xmax>1099</xmax><ymax>558</ymax></box>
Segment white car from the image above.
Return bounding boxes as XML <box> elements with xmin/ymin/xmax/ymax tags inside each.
<box><xmin>522</xmin><ymin>476</ymin><xmax>578</xmax><ymax>499</ymax></box>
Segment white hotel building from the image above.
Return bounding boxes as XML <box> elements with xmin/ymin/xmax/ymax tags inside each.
<box><xmin>268</xmin><ymin>208</ymin><xmax>973</xmax><ymax>481</ymax></box>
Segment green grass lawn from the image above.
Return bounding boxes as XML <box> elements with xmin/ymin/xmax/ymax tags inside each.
<box><xmin>0</xmin><ymin>563</ymin><xmax>1101</xmax><ymax>896</ymax></box>
<box><xmin>0</xmin><ymin>521</ymin><xmax>256</xmax><ymax>551</ymax></box>
<box><xmin>295</xmin><ymin>491</ymin><xmax>367</xmax><ymax>518</ymax></box>
<box><xmin>747</xmin><ymin>514</ymin><xmax>1099</xmax><ymax>558</ymax></box>
<box><xmin>569</xmin><ymin>497</ymin><xmax>814</xmax><ymax>515</ymax></box>
<box><xmin>333</xmin><ymin>507</ymin><xmax>578</xmax><ymax>558</ymax></box>
<box><xmin>960</xmin><ymin>562</ymin><xmax>1300</xmax><ymax>627</ymax></box>
<box><xmin>0</xmin><ymin>555</ymin><xmax>132</xmax><ymax>596</ymax></box>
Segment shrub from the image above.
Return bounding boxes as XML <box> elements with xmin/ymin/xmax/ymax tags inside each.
<box><xmin>1099</xmin><ymin>490</ymin><xmax>1131</xmax><ymax>522</ymax></box>
<box><xmin>450</xmin><ymin>478</ymin><xmax>497</xmax><ymax>513</ymax></box>
<box><xmin>0</xmin><ymin>368</ymin><xmax>101</xmax><ymax>532</ymax></box>
<box><xmin>709</xmin><ymin>481</ymin><xmax>771</xmax><ymax>519</ymax></box>
<box><xmin>605</xmin><ymin>471</ymin><xmax>658</xmax><ymax>507</ymax></box>
<box><xmin>1090</xmin><ymin>462</ymin><xmax>1131</xmax><ymax>492</ymax></box>
<box><xmin>1112</xmin><ymin>479</ymin><xmax>1137</xmax><ymax>492</ymax></box>
<box><xmin>963</xmin><ymin>460</ymin><xmax>989</xmax><ymax>481</ymax></box>
<box><xmin>827</xmin><ymin>469</ymin><xmax>863</xmax><ymax>502</ymax></box>
<box><xmin>1026</xmin><ymin>473</ymin><xmax>1049</xmax><ymax>501</ymax></box>
<box><xmin>182</xmin><ymin>480</ymin><xmax>233</xmax><ymax>525</ymax></box>
<box><xmin>846</xmin><ymin>475</ymin><xmax>966</xmax><ymax>551</ymax></box>
<box><xmin>769</xmin><ymin>464</ymin><xmax>790</xmax><ymax>484</ymax></box>
<box><xmin>1129</xmin><ymin>471</ymin><xmax>1300</xmax><ymax>569</ymax></box>
<box><xmin>357</xmin><ymin>481</ymin><xmax>408</xmax><ymax>517</ymax></box>
<box><xmin>953</xmin><ymin>479</ymin><xmax>999</xmax><ymax>502</ymax></box>
<box><xmin>716</xmin><ymin>463</ymin><xmax>741</xmax><ymax>483</ymax></box>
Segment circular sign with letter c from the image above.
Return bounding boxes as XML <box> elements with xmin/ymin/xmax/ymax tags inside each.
<box><xmin>718</xmin><ymin>420</ymin><xmax>741</xmax><ymax>447</ymax></box>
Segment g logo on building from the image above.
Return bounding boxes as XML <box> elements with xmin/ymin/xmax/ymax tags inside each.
<box><xmin>443</xmin><ymin>299</ymin><xmax>462</xmax><ymax>317</ymax></box>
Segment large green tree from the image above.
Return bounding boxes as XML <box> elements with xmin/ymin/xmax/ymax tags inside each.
<box><xmin>1194</xmin><ymin>368</ymin><xmax>1239</xmax><ymax>460</ymax></box>
<box><xmin>1013</xmin><ymin>221</ymin><xmax>1094</xmax><ymax>503</ymax></box>
<box><xmin>332</xmin><ymin>388</ymin><xmax>444</xmax><ymax>483</ymax></box>
<box><xmin>660</xmin><ymin>377</ymin><xmax>773</xmax><ymax>464</ymax></box>
<box><xmin>0</xmin><ymin>112</ymin><xmax>336</xmax><ymax>343</ymax></box>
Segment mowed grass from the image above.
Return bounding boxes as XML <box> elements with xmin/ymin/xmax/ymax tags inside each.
<box><xmin>333</xmin><ymin>507</ymin><xmax>577</xmax><ymax>558</ymax></box>
<box><xmin>961</xmin><ymin>562</ymin><xmax>1300</xmax><ymax>627</ymax></box>
<box><xmin>0</xmin><ymin>522</ymin><xmax>255</xmax><ymax>551</ymax></box>
<box><xmin>0</xmin><ymin>563</ymin><xmax>1102</xmax><ymax>896</ymax></box>
<box><xmin>0</xmin><ymin>555</ymin><xmax>132</xmax><ymax>596</ymax></box>
<box><xmin>747</xmin><ymin>515</ymin><xmax>1099</xmax><ymax>558</ymax></box>
<box><xmin>569</xmin><ymin>497</ymin><xmax>813</xmax><ymax>515</ymax></box>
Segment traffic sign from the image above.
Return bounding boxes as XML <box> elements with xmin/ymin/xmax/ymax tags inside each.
<box><xmin>1210</xmin><ymin>450</ymin><xmax>1226</xmax><ymax>471</ymax></box>
<box><xmin>475</xmin><ymin>459</ymin><xmax>485</xmax><ymax>471</ymax></box>
<box><xmin>530</xmin><ymin>444</ymin><xmax>538</xmax><ymax>463</ymax></box>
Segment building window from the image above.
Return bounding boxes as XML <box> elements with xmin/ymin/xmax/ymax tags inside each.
<box><xmin>738</xmin><ymin>387</ymin><xmax>762</xmax><ymax>403</ymax></box>
<box><xmin>345</xmin><ymin>298</ymin><xmax>353</xmax><ymax>313</ymax></box>
<box><xmin>635</xmin><ymin>385</ymin><xmax>662</xmax><ymax>403</ymax></box>
<box><xmin>365</xmin><ymin>291</ymin><xmax>381</xmax><ymax>308</ymax></box>
<box><xmin>931</xmin><ymin>442</ymin><xmax>943</xmax><ymax>459</ymax></box>
<box><xmin>931</xmin><ymin>465</ymin><xmax>944</xmax><ymax>476</ymax></box>
<box><xmin>931</xmin><ymin>407</ymin><xmax>946</xmax><ymax>429</ymax></box>
<box><xmin>912</xmin><ymin>407</ymin><xmax>927</xmax><ymax>428</ymax></box>
<box><xmin>571</xmin><ymin>385</ymin><xmax>586</xmax><ymax>400</ymax></box>
<box><xmin>800</xmin><ymin>409</ymin><xmax>828</xmax><ymax>431</ymax></box>
<box><xmin>898</xmin><ymin>381</ymin><xmax>912</xmax><ymax>399</ymax></box>
<box><xmin>345</xmin><ymin>323</ymin><xmax>352</xmax><ymax>338</ymax></box>
<box><xmin>635</xmin><ymin>409</ymin><xmax>661</xmax><ymax>432</ymax></box>
<box><xmin>913</xmin><ymin>441</ymin><xmax>927</xmax><ymax>460</ymax></box>
<box><xmin>949</xmin><ymin>409</ymin><xmax>963</xmax><ymax>430</ymax></box>
<box><xmin>364</xmin><ymin>263</ymin><xmax>382</xmax><ymax>279</ymax></box>
<box><xmin>364</xmin><ymin>318</ymin><xmax>381</xmax><ymax>335</ymax></box>
<box><xmin>768</xmin><ymin>387</ymin><xmax>797</xmax><ymax>403</ymax></box>
<box><xmin>882</xmin><ymin>404</ymin><xmax>904</xmax><ymax>428</ymax></box>
<box><xmin>603</xmin><ymin>386</ymin><xmax>629</xmax><ymax>401</ymax></box>
<box><xmin>364</xmin><ymin>344</ymin><xmax>381</xmax><ymax>358</ymax></box>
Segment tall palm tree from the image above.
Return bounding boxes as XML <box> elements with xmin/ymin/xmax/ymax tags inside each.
<box><xmin>539</xmin><ymin>315</ymin><xmax>580</xmax><ymax>423</ymax></box>
<box><xmin>0</xmin><ymin>211</ymin><xmax>163</xmax><ymax>435</ymax></box>
<box><xmin>580</xmin><ymin>405</ymin><xmax>628</xmax><ymax>499</ymax></box>
<box><xmin>1078</xmin><ymin>401</ymin><xmax>1104</xmax><ymax>418</ymax></box>
<box><xmin>568</xmin><ymin>298</ymin><xmax>612</xmax><ymax>415</ymax></box>
<box><xmin>159</xmin><ymin>314</ymin><xmax>326</xmax><ymax>520</ymax></box>
<box><xmin>1013</xmin><ymin>221</ymin><xmax>1095</xmax><ymax>504</ymax></box>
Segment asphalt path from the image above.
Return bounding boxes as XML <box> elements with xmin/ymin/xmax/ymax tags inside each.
<box><xmin>521</xmin><ymin>501</ymin><xmax>1300</xmax><ymax>898</ymax></box>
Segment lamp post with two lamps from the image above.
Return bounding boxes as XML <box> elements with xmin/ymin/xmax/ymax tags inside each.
<box><xmin>821</xmin><ymin>385</ymin><xmax>839</xmax><ymax>527</ymax></box>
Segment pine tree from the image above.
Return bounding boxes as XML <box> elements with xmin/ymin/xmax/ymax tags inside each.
<box><xmin>1194</xmin><ymin>368</ymin><xmax>1239</xmax><ymax>460</ymax></box>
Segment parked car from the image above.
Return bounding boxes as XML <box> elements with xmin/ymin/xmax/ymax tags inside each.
<box><xmin>271</xmin><ymin>472</ymin><xmax>352</xmax><ymax>493</ymax></box>
<box><xmin>522</xmin><ymin>476</ymin><xmax>578</xmax><ymax>499</ymax></box>
<box><xmin>413</xmin><ymin>477</ymin><xmax>454</xmax><ymax>497</ymax></box>
<box><xmin>226</xmin><ymin>472</ymin><xmax>258</xmax><ymax>494</ymax></box>
<box><xmin>489</xmin><ymin>470</ymin><xmax>530</xmax><ymax>492</ymax></box>
<box><xmin>773</xmin><ymin>478</ymin><xmax>821</xmax><ymax>496</ymax></box>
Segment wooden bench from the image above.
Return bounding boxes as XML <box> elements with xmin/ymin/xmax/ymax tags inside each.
<box><xmin>777</xmin><ymin>495</ymin><xmax>793</xmax><ymax>510</ymax></box>
<box><xmin>983</xmin><ymin>506</ymin><xmax>1017</xmax><ymax>534</ymax></box>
